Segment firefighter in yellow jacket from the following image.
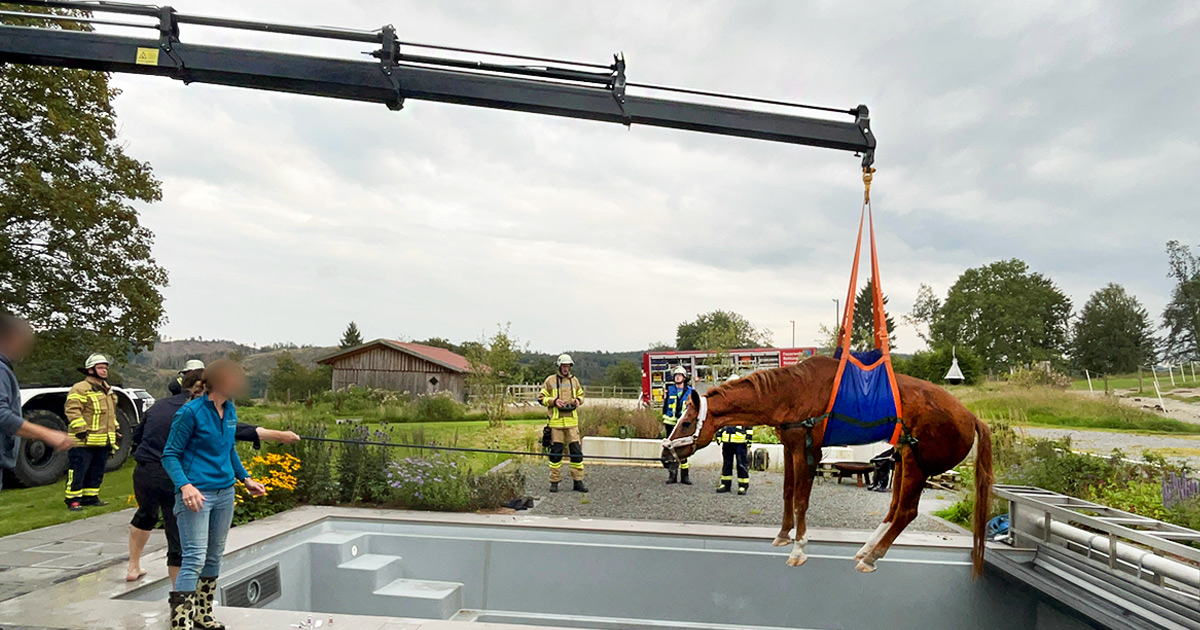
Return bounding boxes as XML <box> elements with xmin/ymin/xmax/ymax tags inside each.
<box><xmin>715</xmin><ymin>374</ymin><xmax>752</xmax><ymax>495</ymax></box>
<box><xmin>64</xmin><ymin>353</ymin><xmax>119</xmax><ymax>511</ymax></box>
<box><xmin>540</xmin><ymin>354</ymin><xmax>588</xmax><ymax>493</ymax></box>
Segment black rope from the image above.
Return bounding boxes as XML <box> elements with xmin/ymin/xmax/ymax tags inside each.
<box><xmin>299</xmin><ymin>435</ymin><xmax>665</xmax><ymax>463</ymax></box>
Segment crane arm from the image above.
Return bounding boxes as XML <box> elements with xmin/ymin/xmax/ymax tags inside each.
<box><xmin>0</xmin><ymin>1</ymin><xmax>876</xmax><ymax>165</ymax></box>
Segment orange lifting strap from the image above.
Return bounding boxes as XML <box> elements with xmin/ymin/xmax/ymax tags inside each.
<box><xmin>815</xmin><ymin>166</ymin><xmax>905</xmax><ymax>446</ymax></box>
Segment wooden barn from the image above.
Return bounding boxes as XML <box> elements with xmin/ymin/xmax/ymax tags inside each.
<box><xmin>316</xmin><ymin>339</ymin><xmax>471</xmax><ymax>399</ymax></box>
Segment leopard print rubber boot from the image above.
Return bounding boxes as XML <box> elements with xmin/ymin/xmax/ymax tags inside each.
<box><xmin>169</xmin><ymin>590</ymin><xmax>196</xmax><ymax>630</ymax></box>
<box><xmin>192</xmin><ymin>577</ymin><xmax>226</xmax><ymax>630</ymax></box>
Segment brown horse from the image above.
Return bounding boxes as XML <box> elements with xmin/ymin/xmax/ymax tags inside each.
<box><xmin>662</xmin><ymin>355</ymin><xmax>993</xmax><ymax>575</ymax></box>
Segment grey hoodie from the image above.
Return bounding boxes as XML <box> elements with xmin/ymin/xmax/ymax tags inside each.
<box><xmin>0</xmin><ymin>355</ymin><xmax>24</xmax><ymax>470</ymax></box>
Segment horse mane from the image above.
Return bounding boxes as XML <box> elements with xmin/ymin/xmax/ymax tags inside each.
<box><xmin>708</xmin><ymin>355</ymin><xmax>832</xmax><ymax>402</ymax></box>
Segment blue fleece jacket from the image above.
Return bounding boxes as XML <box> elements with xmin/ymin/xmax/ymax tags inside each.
<box><xmin>161</xmin><ymin>394</ymin><xmax>250</xmax><ymax>492</ymax></box>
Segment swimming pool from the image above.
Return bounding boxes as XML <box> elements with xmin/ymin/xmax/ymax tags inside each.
<box><xmin>113</xmin><ymin>509</ymin><xmax>1093</xmax><ymax>630</ymax></box>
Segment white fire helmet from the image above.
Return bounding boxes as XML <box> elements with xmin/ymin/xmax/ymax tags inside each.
<box><xmin>556</xmin><ymin>354</ymin><xmax>574</xmax><ymax>366</ymax></box>
<box><xmin>84</xmin><ymin>353</ymin><xmax>109</xmax><ymax>369</ymax></box>
<box><xmin>184</xmin><ymin>359</ymin><xmax>205</xmax><ymax>371</ymax></box>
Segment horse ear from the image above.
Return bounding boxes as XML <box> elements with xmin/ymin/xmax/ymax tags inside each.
<box><xmin>690</xmin><ymin>389</ymin><xmax>701</xmax><ymax>406</ymax></box>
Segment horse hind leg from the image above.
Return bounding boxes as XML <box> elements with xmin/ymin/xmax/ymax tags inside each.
<box><xmin>855</xmin><ymin>456</ymin><xmax>904</xmax><ymax>561</ymax></box>
<box><xmin>774</xmin><ymin>439</ymin><xmax>796</xmax><ymax>546</ymax></box>
<box><xmin>786</xmin><ymin>447</ymin><xmax>816</xmax><ymax>567</ymax></box>
<box><xmin>857</xmin><ymin>458</ymin><xmax>925</xmax><ymax>573</ymax></box>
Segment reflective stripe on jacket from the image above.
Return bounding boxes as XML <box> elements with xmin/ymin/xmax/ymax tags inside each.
<box><xmin>661</xmin><ymin>383</ymin><xmax>692</xmax><ymax>425</ymax></box>
<box><xmin>716</xmin><ymin>425</ymin><xmax>752</xmax><ymax>444</ymax></box>
<box><xmin>540</xmin><ymin>374</ymin><xmax>584</xmax><ymax>428</ymax></box>
<box><xmin>64</xmin><ymin>378</ymin><xmax>118</xmax><ymax>447</ymax></box>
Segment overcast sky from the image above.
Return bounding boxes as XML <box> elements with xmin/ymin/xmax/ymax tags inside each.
<box><xmin>103</xmin><ymin>1</ymin><xmax>1200</xmax><ymax>353</ymax></box>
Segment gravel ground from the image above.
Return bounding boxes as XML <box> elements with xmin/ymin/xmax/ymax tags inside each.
<box><xmin>1021</xmin><ymin>427</ymin><xmax>1200</xmax><ymax>467</ymax></box>
<box><xmin>524</xmin><ymin>465</ymin><xmax>960</xmax><ymax>533</ymax></box>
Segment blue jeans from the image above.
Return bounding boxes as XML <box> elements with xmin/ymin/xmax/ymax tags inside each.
<box><xmin>173</xmin><ymin>485</ymin><xmax>235</xmax><ymax>592</ymax></box>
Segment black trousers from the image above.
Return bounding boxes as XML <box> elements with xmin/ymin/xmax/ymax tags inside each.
<box><xmin>131</xmin><ymin>461</ymin><xmax>183</xmax><ymax>566</ymax></box>
<box><xmin>65</xmin><ymin>446</ymin><xmax>109</xmax><ymax>505</ymax></box>
<box><xmin>720</xmin><ymin>443</ymin><xmax>750</xmax><ymax>489</ymax></box>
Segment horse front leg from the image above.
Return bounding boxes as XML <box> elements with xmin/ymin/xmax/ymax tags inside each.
<box><xmin>857</xmin><ymin>453</ymin><xmax>924</xmax><ymax>573</ymax></box>
<box><xmin>855</xmin><ymin>456</ymin><xmax>904</xmax><ymax>561</ymax></box>
<box><xmin>786</xmin><ymin>442</ymin><xmax>816</xmax><ymax>567</ymax></box>
<box><xmin>774</xmin><ymin>436</ymin><xmax>795</xmax><ymax>546</ymax></box>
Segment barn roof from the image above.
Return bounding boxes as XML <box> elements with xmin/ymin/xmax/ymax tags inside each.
<box><xmin>316</xmin><ymin>339</ymin><xmax>472</xmax><ymax>373</ymax></box>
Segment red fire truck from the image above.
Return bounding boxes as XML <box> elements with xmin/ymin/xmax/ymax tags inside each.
<box><xmin>641</xmin><ymin>347</ymin><xmax>819</xmax><ymax>406</ymax></box>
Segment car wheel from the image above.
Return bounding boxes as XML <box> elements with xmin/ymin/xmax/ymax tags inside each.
<box><xmin>105</xmin><ymin>407</ymin><xmax>134</xmax><ymax>472</ymax></box>
<box><xmin>7</xmin><ymin>409</ymin><xmax>70</xmax><ymax>487</ymax></box>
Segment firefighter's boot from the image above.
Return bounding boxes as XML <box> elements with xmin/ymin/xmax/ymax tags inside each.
<box><xmin>666</xmin><ymin>468</ymin><xmax>678</xmax><ymax>484</ymax></box>
<box><xmin>169</xmin><ymin>591</ymin><xmax>196</xmax><ymax>630</ymax></box>
<box><xmin>680</xmin><ymin>469</ymin><xmax>692</xmax><ymax>485</ymax></box>
<box><xmin>716</xmin><ymin>480</ymin><xmax>732</xmax><ymax>494</ymax></box>
<box><xmin>573</xmin><ymin>480</ymin><xmax>589</xmax><ymax>493</ymax></box>
<box><xmin>549</xmin><ymin>481</ymin><xmax>559</xmax><ymax>493</ymax></box>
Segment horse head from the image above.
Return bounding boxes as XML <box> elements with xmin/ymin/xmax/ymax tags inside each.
<box><xmin>660</xmin><ymin>389</ymin><xmax>715</xmax><ymax>462</ymax></box>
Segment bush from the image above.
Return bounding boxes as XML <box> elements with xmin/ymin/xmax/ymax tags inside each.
<box><xmin>579</xmin><ymin>406</ymin><xmax>661</xmax><ymax>438</ymax></box>
<box><xmin>470</xmin><ymin>465</ymin><xmax>527</xmax><ymax>510</ymax></box>
<box><xmin>1008</xmin><ymin>367</ymin><xmax>1072</xmax><ymax>389</ymax></box>
<box><xmin>233</xmin><ymin>453</ymin><xmax>300</xmax><ymax>526</ymax></box>
<box><xmin>280</xmin><ymin>418</ymin><xmax>338</xmax><ymax>505</ymax></box>
<box><xmin>387</xmin><ymin>454</ymin><xmax>474</xmax><ymax>511</ymax></box>
<box><xmin>894</xmin><ymin>345</ymin><xmax>984</xmax><ymax>385</ymax></box>
<box><xmin>410</xmin><ymin>391</ymin><xmax>465</xmax><ymax>423</ymax></box>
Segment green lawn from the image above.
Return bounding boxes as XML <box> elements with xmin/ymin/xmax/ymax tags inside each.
<box><xmin>0</xmin><ymin>463</ymin><xmax>136</xmax><ymax>538</ymax></box>
<box><xmin>0</xmin><ymin>416</ymin><xmax>549</xmax><ymax>539</ymax></box>
<box><xmin>959</xmin><ymin>384</ymin><xmax>1200</xmax><ymax>434</ymax></box>
<box><xmin>1070</xmin><ymin>371</ymin><xmax>1200</xmax><ymax>393</ymax></box>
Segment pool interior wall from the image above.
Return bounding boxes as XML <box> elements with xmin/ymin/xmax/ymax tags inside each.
<box><xmin>122</xmin><ymin>516</ymin><xmax>1096</xmax><ymax>630</ymax></box>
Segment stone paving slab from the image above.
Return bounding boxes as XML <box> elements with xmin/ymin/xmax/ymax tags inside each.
<box><xmin>0</xmin><ymin>552</ymin><xmax>59</xmax><ymax>569</ymax></box>
<box><xmin>24</xmin><ymin>541</ymin><xmax>103</xmax><ymax>554</ymax></box>
<box><xmin>0</xmin><ymin>509</ymin><xmax>166</xmax><ymax>604</ymax></box>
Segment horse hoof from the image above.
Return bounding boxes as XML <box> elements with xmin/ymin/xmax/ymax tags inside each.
<box><xmin>772</xmin><ymin>537</ymin><xmax>793</xmax><ymax>547</ymax></box>
<box><xmin>786</xmin><ymin>554</ymin><xmax>808</xmax><ymax>567</ymax></box>
<box><xmin>855</xmin><ymin>560</ymin><xmax>877</xmax><ymax>573</ymax></box>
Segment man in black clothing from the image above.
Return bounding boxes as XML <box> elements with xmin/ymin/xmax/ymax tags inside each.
<box><xmin>125</xmin><ymin>369</ymin><xmax>299</xmax><ymax>583</ymax></box>
<box><xmin>867</xmin><ymin>447</ymin><xmax>897</xmax><ymax>493</ymax></box>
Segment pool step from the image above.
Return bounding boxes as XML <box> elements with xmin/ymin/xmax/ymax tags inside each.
<box><xmin>374</xmin><ymin>577</ymin><xmax>464</xmax><ymax>620</ymax></box>
<box><xmin>337</xmin><ymin>553</ymin><xmax>406</xmax><ymax>590</ymax></box>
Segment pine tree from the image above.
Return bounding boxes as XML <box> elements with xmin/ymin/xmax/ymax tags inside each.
<box><xmin>339</xmin><ymin>321</ymin><xmax>364</xmax><ymax>348</ymax></box>
<box><xmin>1071</xmin><ymin>284</ymin><xmax>1155</xmax><ymax>374</ymax></box>
<box><xmin>850</xmin><ymin>279</ymin><xmax>897</xmax><ymax>351</ymax></box>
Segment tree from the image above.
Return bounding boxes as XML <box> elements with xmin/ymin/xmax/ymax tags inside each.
<box><xmin>676</xmin><ymin>310</ymin><xmax>771</xmax><ymax>351</ymax></box>
<box><xmin>894</xmin><ymin>345</ymin><xmax>983</xmax><ymax>386</ymax></box>
<box><xmin>339</xmin><ymin>321</ymin><xmax>364</xmax><ymax>348</ymax></box>
<box><xmin>266</xmin><ymin>352</ymin><xmax>331</xmax><ymax>402</ymax></box>
<box><xmin>1070</xmin><ymin>284</ymin><xmax>1156</xmax><ymax>374</ymax></box>
<box><xmin>904</xmin><ymin>283</ymin><xmax>942</xmax><ymax>345</ymax></box>
<box><xmin>2</xmin><ymin>7</ymin><xmax>167</xmax><ymax>384</ymax></box>
<box><xmin>417</xmin><ymin>337</ymin><xmax>458</xmax><ymax>352</ymax></box>
<box><xmin>647</xmin><ymin>341</ymin><xmax>675</xmax><ymax>351</ymax></box>
<box><xmin>603</xmin><ymin>360</ymin><xmax>642</xmax><ymax>388</ymax></box>
<box><xmin>1162</xmin><ymin>241</ymin><xmax>1200</xmax><ymax>362</ymax></box>
<box><xmin>464</xmin><ymin>323</ymin><xmax>526</xmax><ymax>426</ymax></box>
<box><xmin>850</xmin><ymin>278</ymin><xmax>897</xmax><ymax>350</ymax></box>
<box><xmin>929</xmin><ymin>259</ymin><xmax>1071</xmax><ymax>371</ymax></box>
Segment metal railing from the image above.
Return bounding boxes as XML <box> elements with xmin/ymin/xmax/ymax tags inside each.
<box><xmin>467</xmin><ymin>384</ymin><xmax>642</xmax><ymax>404</ymax></box>
<box><xmin>995</xmin><ymin>484</ymin><xmax>1200</xmax><ymax>600</ymax></box>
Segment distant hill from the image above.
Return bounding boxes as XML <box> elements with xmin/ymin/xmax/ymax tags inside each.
<box><xmin>124</xmin><ymin>339</ymin><xmax>336</xmax><ymax>398</ymax></box>
<box><xmin>518</xmin><ymin>350</ymin><xmax>643</xmax><ymax>385</ymax></box>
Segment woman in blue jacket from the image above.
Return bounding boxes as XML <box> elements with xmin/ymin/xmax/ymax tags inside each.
<box><xmin>162</xmin><ymin>359</ymin><xmax>266</xmax><ymax>630</ymax></box>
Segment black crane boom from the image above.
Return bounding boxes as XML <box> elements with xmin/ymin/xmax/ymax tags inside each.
<box><xmin>0</xmin><ymin>1</ymin><xmax>876</xmax><ymax>165</ymax></box>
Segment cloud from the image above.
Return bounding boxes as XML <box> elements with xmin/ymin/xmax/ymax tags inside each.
<box><xmin>96</xmin><ymin>1</ymin><xmax>1199</xmax><ymax>352</ymax></box>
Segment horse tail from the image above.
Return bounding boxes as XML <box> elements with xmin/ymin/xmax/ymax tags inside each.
<box><xmin>971</xmin><ymin>415</ymin><xmax>994</xmax><ymax>578</ymax></box>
